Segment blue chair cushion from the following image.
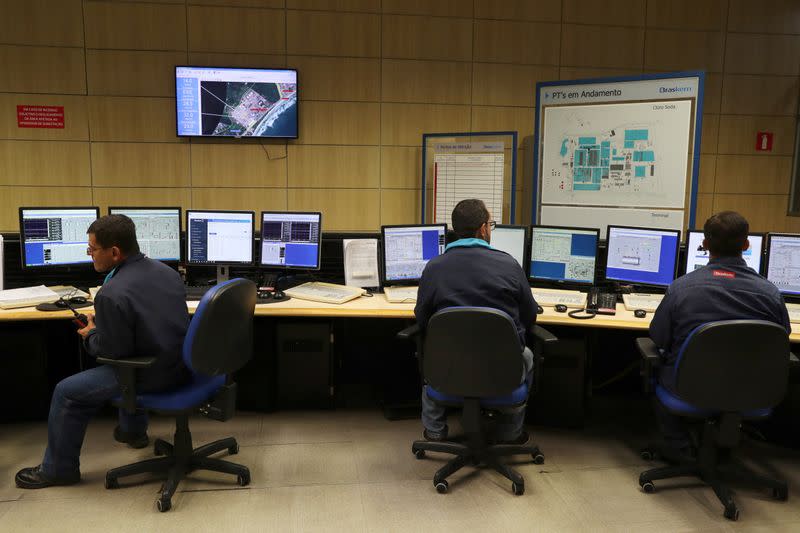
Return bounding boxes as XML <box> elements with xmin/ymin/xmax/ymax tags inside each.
<box><xmin>655</xmin><ymin>385</ymin><xmax>772</xmax><ymax>419</ymax></box>
<box><xmin>115</xmin><ymin>374</ymin><xmax>225</xmax><ymax>412</ymax></box>
<box><xmin>426</xmin><ymin>381</ymin><xmax>529</xmax><ymax>407</ymax></box>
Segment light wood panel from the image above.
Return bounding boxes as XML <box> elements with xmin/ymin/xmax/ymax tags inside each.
<box><xmin>714</xmin><ymin>155</ymin><xmax>794</xmax><ymax>194</ymax></box>
<box><xmin>382</xmin><ymin>15</ymin><xmax>473</xmax><ymax>61</ymax></box>
<box><xmin>727</xmin><ymin>0</ymin><xmax>800</xmax><ymax>34</ymax></box>
<box><xmin>471</xmin><ymin>107</ymin><xmax>535</xmax><ymax>139</ymax></box>
<box><xmin>0</xmin><ymin>0</ymin><xmax>84</xmax><ymax>47</ymax></box>
<box><xmin>712</xmin><ymin>194</ymin><xmax>793</xmax><ymax>233</ymax></box>
<box><xmin>703</xmin><ymin>73</ymin><xmax>723</xmax><ymax>114</ymax></box>
<box><xmin>563</xmin><ymin>0</ymin><xmax>645</xmax><ymax>27</ymax></box>
<box><xmin>287</xmin><ymin>0</ymin><xmax>378</xmax><ymax>12</ymax></box>
<box><xmin>188</xmin><ymin>52</ymin><xmax>286</xmax><ymax>68</ymax></box>
<box><xmin>0</xmin><ymin>45</ymin><xmax>85</xmax><ymax>95</ymax></box>
<box><xmin>473</xmin><ymin>64</ymin><xmax>558</xmax><ymax>107</ymax></box>
<box><xmin>381</xmin><ymin>0</ymin><xmax>472</xmax><ymax>17</ymax></box>
<box><xmin>91</xmin><ymin>143</ymin><xmax>190</xmax><ymax>187</ymax></box>
<box><xmin>287</xmin><ymin>145</ymin><xmax>379</xmax><ymax>188</ymax></box>
<box><xmin>86</xmin><ymin>50</ymin><xmax>187</xmax><ymax>97</ymax></box>
<box><xmin>88</xmin><ymin>97</ymin><xmax>178</xmax><ymax>142</ymax></box>
<box><xmin>717</xmin><ymin>115</ymin><xmax>797</xmax><ymax>156</ymax></box>
<box><xmin>380</xmin><ymin>103</ymin><xmax>470</xmax><ymax>146</ymax></box>
<box><xmin>694</xmin><ymin>192</ymin><xmax>714</xmax><ymax>226</ymax></box>
<box><xmin>725</xmin><ymin>34</ymin><xmax>800</xmax><ymax>76</ymax></box>
<box><xmin>559</xmin><ymin>67</ymin><xmax>642</xmax><ymax>80</ymax></box>
<box><xmin>0</xmin><ymin>140</ymin><xmax>90</xmax><ymax>186</ymax></box>
<box><xmin>381</xmin><ymin>189</ymin><xmax>421</xmax><ymax>225</ymax></box>
<box><xmin>188</xmin><ymin>6</ymin><xmax>285</xmax><ymax>54</ymax></box>
<box><xmin>191</xmin><ymin>0</ymin><xmax>285</xmax><ymax>7</ymax></box>
<box><xmin>0</xmin><ymin>186</ymin><xmax>90</xmax><ymax>231</ymax></box>
<box><xmin>191</xmin><ymin>187</ymin><xmax>288</xmax><ymax>211</ymax></box>
<box><xmin>644</xmin><ymin>30</ymin><xmax>724</xmax><ymax>72</ymax></box>
<box><xmin>296</xmin><ymin>101</ymin><xmax>380</xmax><ymax>145</ymax></box>
<box><xmin>700</xmin><ymin>114</ymin><xmax>719</xmax><ymax>154</ymax></box>
<box><xmin>721</xmin><ymin>75</ymin><xmax>800</xmax><ymax>116</ymax></box>
<box><xmin>381</xmin><ymin>60</ymin><xmax>471</xmax><ymax>104</ymax></box>
<box><xmin>697</xmin><ymin>154</ymin><xmax>716</xmax><ymax>194</ymax></box>
<box><xmin>190</xmin><ymin>143</ymin><xmax>287</xmax><ymax>187</ymax></box>
<box><xmin>288</xmin><ymin>189</ymin><xmax>379</xmax><ymax>230</ymax></box>
<box><xmin>646</xmin><ymin>0</ymin><xmax>726</xmax><ymax>31</ymax></box>
<box><xmin>93</xmin><ymin>187</ymin><xmax>191</xmax><ymax>214</ymax></box>
<box><xmin>561</xmin><ymin>25</ymin><xmax>644</xmax><ymax>68</ymax></box>
<box><xmin>380</xmin><ymin>146</ymin><xmax>420</xmax><ymax>189</ymax></box>
<box><xmin>473</xmin><ymin>20</ymin><xmax>560</xmax><ymax>65</ymax></box>
<box><xmin>0</xmin><ymin>93</ymin><xmax>89</xmax><ymax>141</ymax></box>
<box><xmin>287</xmin><ymin>11</ymin><xmax>379</xmax><ymax>57</ymax></box>
<box><xmin>474</xmin><ymin>0</ymin><xmax>561</xmax><ymax>23</ymax></box>
<box><xmin>288</xmin><ymin>56</ymin><xmax>379</xmax><ymax>101</ymax></box>
<box><xmin>84</xmin><ymin>2</ymin><xmax>187</xmax><ymax>51</ymax></box>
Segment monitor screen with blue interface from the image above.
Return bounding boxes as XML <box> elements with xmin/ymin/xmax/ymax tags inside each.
<box><xmin>382</xmin><ymin>224</ymin><xmax>447</xmax><ymax>284</ymax></box>
<box><xmin>260</xmin><ymin>211</ymin><xmax>321</xmax><ymax>270</ymax></box>
<box><xmin>19</xmin><ymin>207</ymin><xmax>99</xmax><ymax>268</ymax></box>
<box><xmin>175</xmin><ymin>66</ymin><xmax>298</xmax><ymax>138</ymax></box>
<box><xmin>186</xmin><ymin>210</ymin><xmax>254</xmax><ymax>265</ymax></box>
<box><xmin>766</xmin><ymin>234</ymin><xmax>800</xmax><ymax>296</ymax></box>
<box><xmin>491</xmin><ymin>225</ymin><xmax>526</xmax><ymax>268</ymax></box>
<box><xmin>605</xmin><ymin>226</ymin><xmax>681</xmax><ymax>287</ymax></box>
<box><xmin>109</xmin><ymin>207</ymin><xmax>181</xmax><ymax>262</ymax></box>
<box><xmin>685</xmin><ymin>230</ymin><xmax>764</xmax><ymax>274</ymax></box>
<box><xmin>529</xmin><ymin>225</ymin><xmax>599</xmax><ymax>285</ymax></box>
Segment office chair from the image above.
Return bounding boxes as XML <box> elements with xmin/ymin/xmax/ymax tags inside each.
<box><xmin>398</xmin><ymin>307</ymin><xmax>557</xmax><ymax>495</ymax></box>
<box><xmin>99</xmin><ymin>278</ymin><xmax>257</xmax><ymax>512</ymax></box>
<box><xmin>637</xmin><ymin>320</ymin><xmax>790</xmax><ymax>521</ymax></box>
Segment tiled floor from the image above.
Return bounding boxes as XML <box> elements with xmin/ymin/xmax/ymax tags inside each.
<box><xmin>2</xmin><ymin>403</ymin><xmax>800</xmax><ymax>532</ymax></box>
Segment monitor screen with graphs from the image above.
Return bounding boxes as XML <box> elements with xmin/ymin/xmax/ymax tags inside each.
<box><xmin>19</xmin><ymin>207</ymin><xmax>99</xmax><ymax>268</ymax></box>
<box><xmin>260</xmin><ymin>211</ymin><xmax>322</xmax><ymax>270</ymax></box>
<box><xmin>766</xmin><ymin>233</ymin><xmax>800</xmax><ymax>296</ymax></box>
<box><xmin>529</xmin><ymin>225</ymin><xmax>599</xmax><ymax>285</ymax></box>
<box><xmin>381</xmin><ymin>224</ymin><xmax>447</xmax><ymax>285</ymax></box>
<box><xmin>605</xmin><ymin>225</ymin><xmax>680</xmax><ymax>287</ymax></box>
<box><xmin>109</xmin><ymin>207</ymin><xmax>181</xmax><ymax>262</ymax></box>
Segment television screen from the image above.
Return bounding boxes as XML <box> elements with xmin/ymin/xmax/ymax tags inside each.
<box><xmin>176</xmin><ymin>66</ymin><xmax>297</xmax><ymax>138</ymax></box>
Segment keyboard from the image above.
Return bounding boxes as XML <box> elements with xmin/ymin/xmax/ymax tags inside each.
<box><xmin>531</xmin><ymin>288</ymin><xmax>587</xmax><ymax>309</ymax></box>
<box><xmin>284</xmin><ymin>282</ymin><xmax>364</xmax><ymax>305</ymax></box>
<box><xmin>384</xmin><ymin>286</ymin><xmax>418</xmax><ymax>303</ymax></box>
<box><xmin>185</xmin><ymin>285</ymin><xmax>212</xmax><ymax>301</ymax></box>
<box><xmin>787</xmin><ymin>303</ymin><xmax>800</xmax><ymax>324</ymax></box>
<box><xmin>622</xmin><ymin>293</ymin><xmax>664</xmax><ymax>312</ymax></box>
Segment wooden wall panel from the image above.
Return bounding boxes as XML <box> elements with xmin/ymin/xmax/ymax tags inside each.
<box><xmin>695</xmin><ymin>193</ymin><xmax>714</xmax><ymax>226</ymax></box>
<box><xmin>380</xmin><ymin>103</ymin><xmax>470</xmax><ymax>146</ymax></box>
<box><xmin>381</xmin><ymin>189</ymin><xmax>421</xmax><ymax>225</ymax></box>
<box><xmin>0</xmin><ymin>45</ymin><xmax>85</xmax><ymax>95</ymax></box>
<box><xmin>0</xmin><ymin>140</ymin><xmax>90</xmax><ymax>186</ymax></box>
<box><xmin>188</xmin><ymin>6</ymin><xmax>285</xmax><ymax>54</ymax></box>
<box><xmin>559</xmin><ymin>67</ymin><xmax>641</xmax><ymax>80</ymax></box>
<box><xmin>727</xmin><ymin>0</ymin><xmax>800</xmax><ymax>34</ymax></box>
<box><xmin>288</xmin><ymin>189</ymin><xmax>379</xmax><ymax>230</ymax></box>
<box><xmin>289</xmin><ymin>56</ymin><xmax>379</xmax><ymax>101</ymax></box>
<box><xmin>561</xmin><ymin>25</ymin><xmax>644</xmax><ymax>68</ymax></box>
<box><xmin>714</xmin><ymin>155</ymin><xmax>793</xmax><ymax>195</ymax></box>
<box><xmin>697</xmin><ymin>154</ymin><xmax>716</xmax><ymax>194</ymax></box>
<box><xmin>474</xmin><ymin>21</ymin><xmax>560</xmax><ymax>65</ymax></box>
<box><xmin>717</xmin><ymin>115</ymin><xmax>797</xmax><ymax>156</ymax></box>
<box><xmin>287</xmin><ymin>0</ymin><xmax>378</xmax><ymax>12</ymax></box>
<box><xmin>380</xmin><ymin>146</ymin><xmax>420</xmax><ymax>189</ymax></box>
<box><xmin>703</xmin><ymin>73</ymin><xmax>723</xmax><ymax>114</ymax></box>
<box><xmin>646</xmin><ymin>0</ymin><xmax>726</xmax><ymax>31</ymax></box>
<box><xmin>86</xmin><ymin>50</ymin><xmax>187</xmax><ymax>97</ymax></box>
<box><xmin>296</xmin><ymin>101</ymin><xmax>380</xmax><ymax>145</ymax></box>
<box><xmin>84</xmin><ymin>2</ymin><xmax>187</xmax><ymax>51</ymax></box>
<box><xmin>563</xmin><ymin>0</ymin><xmax>645</xmax><ymax>27</ymax></box>
<box><xmin>0</xmin><ymin>94</ymin><xmax>89</xmax><ymax>141</ymax></box>
<box><xmin>0</xmin><ymin>186</ymin><xmax>90</xmax><ymax>231</ymax></box>
<box><xmin>725</xmin><ymin>34</ymin><xmax>800</xmax><ymax>76</ymax></box>
<box><xmin>91</xmin><ymin>143</ymin><xmax>190</xmax><ymax>187</ymax></box>
<box><xmin>383</xmin><ymin>15</ymin><xmax>473</xmax><ymax>61</ymax></box>
<box><xmin>187</xmin><ymin>52</ymin><xmax>285</xmax><ymax>68</ymax></box>
<box><xmin>473</xmin><ymin>64</ymin><xmax>558</xmax><ymax>107</ymax></box>
<box><xmin>93</xmin><ymin>187</ymin><xmax>191</xmax><ymax>215</ymax></box>
<box><xmin>381</xmin><ymin>0</ymin><xmax>472</xmax><ymax>18</ymax></box>
<box><xmin>88</xmin><ymin>97</ymin><xmax>178</xmax><ymax>142</ymax></box>
<box><xmin>191</xmin><ymin>0</ymin><xmax>284</xmax><ymax>7</ymax></box>
<box><xmin>287</xmin><ymin>11</ymin><xmax>379</xmax><ymax>57</ymax></box>
<box><xmin>471</xmin><ymin>107</ymin><xmax>535</xmax><ymax>139</ymax></box>
<box><xmin>700</xmin><ymin>114</ymin><xmax>719</xmax><ymax>154</ymax></box>
<box><xmin>190</xmin><ymin>143</ymin><xmax>287</xmax><ymax>187</ymax></box>
<box><xmin>644</xmin><ymin>30</ymin><xmax>724</xmax><ymax>72</ymax></box>
<box><xmin>192</xmin><ymin>187</ymin><xmax>288</xmax><ymax>211</ymax></box>
<box><xmin>287</xmin><ymin>145</ymin><xmax>379</xmax><ymax>188</ymax></box>
<box><xmin>721</xmin><ymin>75</ymin><xmax>800</xmax><ymax>116</ymax></box>
<box><xmin>712</xmin><ymin>194</ymin><xmax>793</xmax><ymax>233</ymax></box>
<box><xmin>0</xmin><ymin>0</ymin><xmax>84</xmax><ymax>47</ymax></box>
<box><xmin>382</xmin><ymin>60</ymin><xmax>471</xmax><ymax>104</ymax></box>
<box><xmin>474</xmin><ymin>0</ymin><xmax>561</xmax><ymax>23</ymax></box>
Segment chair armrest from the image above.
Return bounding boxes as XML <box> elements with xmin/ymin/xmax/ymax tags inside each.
<box><xmin>95</xmin><ymin>356</ymin><xmax>157</xmax><ymax>414</ymax></box>
<box><xmin>95</xmin><ymin>356</ymin><xmax>157</xmax><ymax>368</ymax></box>
<box><xmin>636</xmin><ymin>338</ymin><xmax>660</xmax><ymax>393</ymax></box>
<box><xmin>532</xmin><ymin>325</ymin><xmax>558</xmax><ymax>345</ymax></box>
<box><xmin>396</xmin><ymin>323</ymin><xmax>420</xmax><ymax>340</ymax></box>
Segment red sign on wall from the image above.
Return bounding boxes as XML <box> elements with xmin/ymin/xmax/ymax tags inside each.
<box><xmin>17</xmin><ymin>105</ymin><xmax>64</xmax><ymax>129</ymax></box>
<box><xmin>755</xmin><ymin>131</ymin><xmax>773</xmax><ymax>152</ymax></box>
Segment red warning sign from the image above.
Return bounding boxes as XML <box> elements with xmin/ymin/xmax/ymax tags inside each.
<box><xmin>755</xmin><ymin>131</ymin><xmax>773</xmax><ymax>152</ymax></box>
<box><xmin>17</xmin><ymin>105</ymin><xmax>64</xmax><ymax>129</ymax></box>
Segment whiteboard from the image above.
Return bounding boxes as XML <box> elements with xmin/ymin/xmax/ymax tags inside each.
<box><xmin>540</xmin><ymin>205</ymin><xmax>683</xmax><ymax>239</ymax></box>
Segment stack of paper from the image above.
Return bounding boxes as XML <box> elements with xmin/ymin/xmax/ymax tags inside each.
<box><xmin>0</xmin><ymin>285</ymin><xmax>60</xmax><ymax>310</ymax></box>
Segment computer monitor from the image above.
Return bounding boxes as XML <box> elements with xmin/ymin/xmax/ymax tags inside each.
<box><xmin>186</xmin><ymin>210</ymin><xmax>254</xmax><ymax>268</ymax></box>
<box><xmin>260</xmin><ymin>211</ymin><xmax>322</xmax><ymax>270</ymax></box>
<box><xmin>765</xmin><ymin>233</ymin><xmax>800</xmax><ymax>297</ymax></box>
<box><xmin>381</xmin><ymin>224</ymin><xmax>447</xmax><ymax>285</ymax></box>
<box><xmin>684</xmin><ymin>230</ymin><xmax>764</xmax><ymax>275</ymax></box>
<box><xmin>491</xmin><ymin>225</ymin><xmax>527</xmax><ymax>268</ymax></box>
<box><xmin>109</xmin><ymin>207</ymin><xmax>181</xmax><ymax>262</ymax></box>
<box><xmin>529</xmin><ymin>225</ymin><xmax>599</xmax><ymax>285</ymax></box>
<box><xmin>19</xmin><ymin>207</ymin><xmax>99</xmax><ymax>268</ymax></box>
<box><xmin>605</xmin><ymin>225</ymin><xmax>681</xmax><ymax>287</ymax></box>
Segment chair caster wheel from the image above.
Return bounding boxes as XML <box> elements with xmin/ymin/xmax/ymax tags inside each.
<box><xmin>413</xmin><ymin>449</ymin><xmax>425</xmax><ymax>459</ymax></box>
<box><xmin>512</xmin><ymin>482</ymin><xmax>525</xmax><ymax>495</ymax></box>
<box><xmin>156</xmin><ymin>497</ymin><xmax>171</xmax><ymax>512</ymax></box>
<box><xmin>154</xmin><ymin>441</ymin><xmax>169</xmax><ymax>456</ymax></box>
<box><xmin>434</xmin><ymin>480</ymin><xmax>448</xmax><ymax>494</ymax></box>
<box><xmin>237</xmin><ymin>472</ymin><xmax>250</xmax><ymax>486</ymax></box>
<box><xmin>724</xmin><ymin>505</ymin><xmax>739</xmax><ymax>521</ymax></box>
<box><xmin>641</xmin><ymin>481</ymin><xmax>655</xmax><ymax>493</ymax></box>
<box><xmin>105</xmin><ymin>476</ymin><xmax>119</xmax><ymax>489</ymax></box>
<box><xmin>229</xmin><ymin>443</ymin><xmax>239</xmax><ymax>455</ymax></box>
<box><xmin>772</xmin><ymin>486</ymin><xmax>788</xmax><ymax>501</ymax></box>
<box><xmin>640</xmin><ymin>450</ymin><xmax>654</xmax><ymax>461</ymax></box>
<box><xmin>532</xmin><ymin>453</ymin><xmax>545</xmax><ymax>465</ymax></box>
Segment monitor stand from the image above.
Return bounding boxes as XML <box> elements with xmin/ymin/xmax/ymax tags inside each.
<box><xmin>216</xmin><ymin>266</ymin><xmax>229</xmax><ymax>286</ymax></box>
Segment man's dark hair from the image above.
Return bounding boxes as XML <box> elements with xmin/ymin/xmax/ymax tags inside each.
<box><xmin>87</xmin><ymin>214</ymin><xmax>140</xmax><ymax>255</ymax></box>
<box><xmin>703</xmin><ymin>211</ymin><xmax>749</xmax><ymax>257</ymax></box>
<box><xmin>451</xmin><ymin>199</ymin><xmax>490</xmax><ymax>239</ymax></box>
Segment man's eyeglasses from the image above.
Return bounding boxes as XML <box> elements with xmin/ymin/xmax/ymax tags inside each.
<box><xmin>86</xmin><ymin>244</ymin><xmax>104</xmax><ymax>255</ymax></box>
<box><xmin>487</xmin><ymin>220</ymin><xmax>497</xmax><ymax>229</ymax></box>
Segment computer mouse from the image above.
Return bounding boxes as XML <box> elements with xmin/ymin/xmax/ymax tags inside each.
<box><xmin>257</xmin><ymin>290</ymin><xmax>273</xmax><ymax>300</ymax></box>
<box><xmin>554</xmin><ymin>304</ymin><xmax>568</xmax><ymax>313</ymax></box>
<box><xmin>634</xmin><ymin>309</ymin><xmax>647</xmax><ymax>318</ymax></box>
<box><xmin>70</xmin><ymin>296</ymin><xmax>87</xmax><ymax>304</ymax></box>
<box><xmin>272</xmin><ymin>290</ymin><xmax>286</xmax><ymax>301</ymax></box>
<box><xmin>536</xmin><ymin>305</ymin><xmax>544</xmax><ymax>315</ymax></box>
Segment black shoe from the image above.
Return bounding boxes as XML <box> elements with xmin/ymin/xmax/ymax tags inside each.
<box><xmin>114</xmin><ymin>425</ymin><xmax>149</xmax><ymax>449</ymax></box>
<box><xmin>423</xmin><ymin>429</ymin><xmax>448</xmax><ymax>442</ymax></box>
<box><xmin>496</xmin><ymin>431</ymin><xmax>530</xmax><ymax>445</ymax></box>
<box><xmin>15</xmin><ymin>465</ymin><xmax>79</xmax><ymax>489</ymax></box>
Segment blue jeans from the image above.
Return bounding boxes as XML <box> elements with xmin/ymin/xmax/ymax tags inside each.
<box><xmin>41</xmin><ymin>365</ymin><xmax>148</xmax><ymax>479</ymax></box>
<box><xmin>421</xmin><ymin>347</ymin><xmax>534</xmax><ymax>441</ymax></box>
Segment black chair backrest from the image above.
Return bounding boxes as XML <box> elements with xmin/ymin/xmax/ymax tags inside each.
<box><xmin>423</xmin><ymin>307</ymin><xmax>523</xmax><ymax>398</ymax></box>
<box><xmin>187</xmin><ymin>278</ymin><xmax>256</xmax><ymax>376</ymax></box>
<box><xmin>675</xmin><ymin>320</ymin><xmax>789</xmax><ymax>411</ymax></box>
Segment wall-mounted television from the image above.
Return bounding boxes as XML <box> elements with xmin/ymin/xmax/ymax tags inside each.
<box><xmin>175</xmin><ymin>66</ymin><xmax>298</xmax><ymax>138</ymax></box>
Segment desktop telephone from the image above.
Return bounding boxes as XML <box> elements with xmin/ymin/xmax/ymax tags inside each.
<box><xmin>586</xmin><ymin>287</ymin><xmax>617</xmax><ymax>316</ymax></box>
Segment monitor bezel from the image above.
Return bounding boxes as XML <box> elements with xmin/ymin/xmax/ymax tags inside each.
<box><xmin>380</xmin><ymin>223</ymin><xmax>448</xmax><ymax>287</ymax></box>
<box><xmin>18</xmin><ymin>206</ymin><xmax>100</xmax><ymax>269</ymax></box>
<box><xmin>528</xmin><ymin>224</ymin><xmax>600</xmax><ymax>286</ymax></box>
<box><xmin>684</xmin><ymin>229</ymin><xmax>766</xmax><ymax>276</ymax></box>
<box><xmin>765</xmin><ymin>232</ymin><xmax>800</xmax><ymax>297</ymax></box>
<box><xmin>174</xmin><ymin>65</ymin><xmax>299</xmax><ymax>139</ymax></box>
<box><xmin>185</xmin><ymin>209</ymin><xmax>255</xmax><ymax>266</ymax></box>
<box><xmin>108</xmin><ymin>206</ymin><xmax>183</xmax><ymax>264</ymax></box>
<box><xmin>605</xmin><ymin>224</ymin><xmax>682</xmax><ymax>288</ymax></box>
<box><xmin>259</xmin><ymin>210</ymin><xmax>323</xmax><ymax>271</ymax></box>
<box><xmin>492</xmin><ymin>224</ymin><xmax>529</xmax><ymax>270</ymax></box>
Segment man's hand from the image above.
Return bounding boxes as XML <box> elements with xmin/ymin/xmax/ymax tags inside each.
<box><xmin>77</xmin><ymin>313</ymin><xmax>96</xmax><ymax>338</ymax></box>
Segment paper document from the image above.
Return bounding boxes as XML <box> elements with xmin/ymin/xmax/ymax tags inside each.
<box><xmin>433</xmin><ymin>151</ymin><xmax>504</xmax><ymax>225</ymax></box>
<box><xmin>343</xmin><ymin>239</ymin><xmax>380</xmax><ymax>288</ymax></box>
<box><xmin>0</xmin><ymin>285</ymin><xmax>60</xmax><ymax>310</ymax></box>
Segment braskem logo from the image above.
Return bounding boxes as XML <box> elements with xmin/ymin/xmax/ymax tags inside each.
<box><xmin>659</xmin><ymin>86</ymin><xmax>692</xmax><ymax>93</ymax></box>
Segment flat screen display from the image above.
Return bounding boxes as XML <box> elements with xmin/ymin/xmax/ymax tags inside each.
<box><xmin>260</xmin><ymin>211</ymin><xmax>321</xmax><ymax>270</ymax></box>
<box><xmin>684</xmin><ymin>230</ymin><xmax>764</xmax><ymax>274</ymax></box>
<box><xmin>186</xmin><ymin>210</ymin><xmax>254</xmax><ymax>265</ymax></box>
<box><xmin>605</xmin><ymin>225</ymin><xmax>680</xmax><ymax>287</ymax></box>
<box><xmin>766</xmin><ymin>233</ymin><xmax>800</xmax><ymax>296</ymax></box>
<box><xmin>491</xmin><ymin>225</ymin><xmax>527</xmax><ymax>268</ymax></box>
<box><xmin>529</xmin><ymin>225</ymin><xmax>599</xmax><ymax>285</ymax></box>
<box><xmin>19</xmin><ymin>207</ymin><xmax>99</xmax><ymax>268</ymax></box>
<box><xmin>381</xmin><ymin>224</ymin><xmax>447</xmax><ymax>285</ymax></box>
<box><xmin>109</xmin><ymin>207</ymin><xmax>181</xmax><ymax>262</ymax></box>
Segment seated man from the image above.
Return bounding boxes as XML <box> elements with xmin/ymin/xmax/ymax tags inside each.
<box><xmin>415</xmin><ymin>199</ymin><xmax>538</xmax><ymax>443</ymax></box>
<box><xmin>16</xmin><ymin>214</ymin><xmax>191</xmax><ymax>488</ymax></box>
<box><xmin>649</xmin><ymin>211</ymin><xmax>791</xmax><ymax>455</ymax></box>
